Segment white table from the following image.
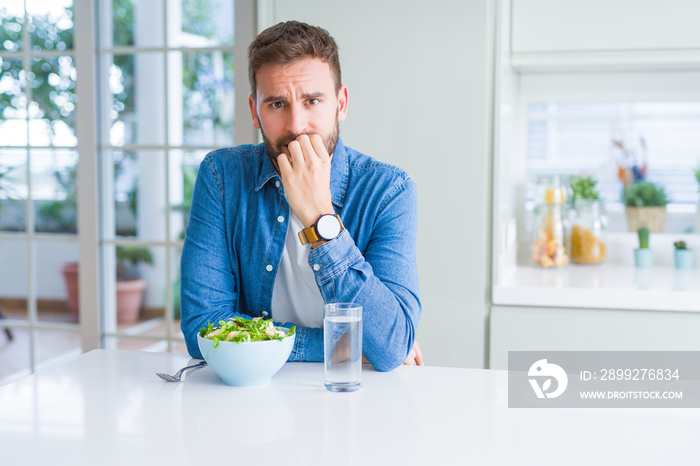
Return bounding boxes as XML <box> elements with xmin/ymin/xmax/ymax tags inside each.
<box><xmin>0</xmin><ymin>350</ymin><xmax>698</xmax><ymax>465</ymax></box>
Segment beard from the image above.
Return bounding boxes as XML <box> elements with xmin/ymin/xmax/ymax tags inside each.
<box><xmin>259</xmin><ymin>112</ymin><xmax>340</xmax><ymax>169</ymax></box>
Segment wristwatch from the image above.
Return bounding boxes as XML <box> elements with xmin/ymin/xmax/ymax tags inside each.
<box><xmin>298</xmin><ymin>214</ymin><xmax>344</xmax><ymax>245</ymax></box>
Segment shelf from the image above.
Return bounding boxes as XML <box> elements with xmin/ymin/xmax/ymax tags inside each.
<box><xmin>493</xmin><ymin>264</ymin><xmax>700</xmax><ymax>313</ymax></box>
<box><xmin>510</xmin><ymin>49</ymin><xmax>700</xmax><ymax>73</ymax></box>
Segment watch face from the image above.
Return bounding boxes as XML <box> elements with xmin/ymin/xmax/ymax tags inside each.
<box><xmin>316</xmin><ymin>214</ymin><xmax>342</xmax><ymax>240</ymax></box>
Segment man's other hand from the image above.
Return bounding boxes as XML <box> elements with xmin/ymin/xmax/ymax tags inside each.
<box><xmin>403</xmin><ymin>341</ymin><xmax>423</xmax><ymax>366</ymax></box>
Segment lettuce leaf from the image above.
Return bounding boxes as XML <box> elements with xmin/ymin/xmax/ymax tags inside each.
<box><xmin>200</xmin><ymin>316</ymin><xmax>295</xmax><ymax>348</ymax></box>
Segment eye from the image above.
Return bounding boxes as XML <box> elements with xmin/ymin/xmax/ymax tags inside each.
<box><xmin>306</xmin><ymin>98</ymin><xmax>320</xmax><ymax>106</ymax></box>
<box><xmin>270</xmin><ymin>101</ymin><xmax>284</xmax><ymax>109</ymax></box>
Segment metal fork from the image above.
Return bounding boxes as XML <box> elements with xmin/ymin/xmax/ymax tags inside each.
<box><xmin>156</xmin><ymin>361</ymin><xmax>208</xmax><ymax>382</ymax></box>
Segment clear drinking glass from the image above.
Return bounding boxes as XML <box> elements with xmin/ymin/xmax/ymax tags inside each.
<box><xmin>324</xmin><ymin>303</ymin><xmax>362</xmax><ymax>392</ymax></box>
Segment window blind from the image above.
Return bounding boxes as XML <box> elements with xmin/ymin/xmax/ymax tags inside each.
<box><xmin>526</xmin><ymin>102</ymin><xmax>700</xmax><ymax>207</ymax></box>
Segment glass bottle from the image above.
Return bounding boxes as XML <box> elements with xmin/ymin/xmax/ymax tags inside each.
<box><xmin>569</xmin><ymin>200</ymin><xmax>607</xmax><ymax>264</ymax></box>
<box><xmin>531</xmin><ymin>183</ymin><xmax>569</xmax><ymax>268</ymax></box>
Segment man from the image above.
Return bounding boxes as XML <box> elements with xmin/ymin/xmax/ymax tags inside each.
<box><xmin>180</xmin><ymin>21</ymin><xmax>421</xmax><ymax>371</ymax></box>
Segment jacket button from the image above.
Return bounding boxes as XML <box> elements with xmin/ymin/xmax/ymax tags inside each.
<box><xmin>277</xmin><ymin>215</ymin><xmax>284</xmax><ymax>223</ymax></box>
<box><xmin>313</xmin><ymin>264</ymin><xmax>321</xmax><ymax>271</ymax></box>
<box><xmin>266</xmin><ymin>265</ymin><xmax>273</xmax><ymax>272</ymax></box>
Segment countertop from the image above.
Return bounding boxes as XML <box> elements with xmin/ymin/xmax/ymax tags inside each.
<box><xmin>494</xmin><ymin>264</ymin><xmax>700</xmax><ymax>312</ymax></box>
<box><xmin>1</xmin><ymin>349</ymin><xmax>699</xmax><ymax>465</ymax></box>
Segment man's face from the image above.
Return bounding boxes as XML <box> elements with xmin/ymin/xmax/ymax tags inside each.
<box><xmin>248</xmin><ymin>58</ymin><xmax>348</xmax><ymax>166</ymax></box>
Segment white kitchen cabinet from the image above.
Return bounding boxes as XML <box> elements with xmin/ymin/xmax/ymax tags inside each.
<box><xmin>510</xmin><ymin>0</ymin><xmax>700</xmax><ymax>70</ymax></box>
<box><xmin>490</xmin><ymin>305</ymin><xmax>700</xmax><ymax>369</ymax></box>
<box><xmin>491</xmin><ymin>0</ymin><xmax>700</xmax><ymax>369</ymax></box>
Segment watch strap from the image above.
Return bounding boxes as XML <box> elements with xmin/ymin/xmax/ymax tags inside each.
<box><xmin>298</xmin><ymin>214</ymin><xmax>343</xmax><ymax>245</ymax></box>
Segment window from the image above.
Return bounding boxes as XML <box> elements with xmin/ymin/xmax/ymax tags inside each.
<box><xmin>516</xmin><ymin>67</ymin><xmax>700</xmax><ymax>236</ymax></box>
<box><xmin>97</xmin><ymin>0</ymin><xmax>236</xmax><ymax>352</ymax></box>
<box><xmin>526</xmin><ymin>101</ymin><xmax>700</xmax><ymax>208</ymax></box>
<box><xmin>0</xmin><ymin>0</ymin><xmax>248</xmax><ymax>384</ymax></box>
<box><xmin>0</xmin><ymin>0</ymin><xmax>81</xmax><ymax>383</ymax></box>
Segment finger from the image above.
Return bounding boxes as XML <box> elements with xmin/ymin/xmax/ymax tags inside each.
<box><xmin>277</xmin><ymin>153</ymin><xmax>293</xmax><ymax>178</ymax></box>
<box><xmin>403</xmin><ymin>348</ymin><xmax>416</xmax><ymax>365</ymax></box>
<box><xmin>309</xmin><ymin>133</ymin><xmax>330</xmax><ymax>161</ymax></box>
<box><xmin>287</xmin><ymin>139</ymin><xmax>305</xmax><ymax>166</ymax></box>
<box><xmin>414</xmin><ymin>343</ymin><xmax>424</xmax><ymax>366</ymax></box>
<box><xmin>296</xmin><ymin>134</ymin><xmax>317</xmax><ymax>165</ymax></box>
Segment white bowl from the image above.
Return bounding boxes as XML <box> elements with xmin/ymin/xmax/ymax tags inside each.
<box><xmin>197</xmin><ymin>329</ymin><xmax>295</xmax><ymax>387</ymax></box>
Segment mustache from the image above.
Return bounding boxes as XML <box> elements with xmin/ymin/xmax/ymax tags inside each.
<box><xmin>275</xmin><ymin>132</ymin><xmax>318</xmax><ymax>150</ymax></box>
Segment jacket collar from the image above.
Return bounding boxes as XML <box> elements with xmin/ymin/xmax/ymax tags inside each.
<box><xmin>256</xmin><ymin>138</ymin><xmax>348</xmax><ymax>208</ymax></box>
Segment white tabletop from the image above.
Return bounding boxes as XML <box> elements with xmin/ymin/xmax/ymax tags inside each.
<box><xmin>0</xmin><ymin>350</ymin><xmax>698</xmax><ymax>465</ymax></box>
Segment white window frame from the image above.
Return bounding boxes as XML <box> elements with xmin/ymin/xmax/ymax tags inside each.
<box><xmin>0</xmin><ymin>0</ymin><xmax>256</xmax><ymax>382</ymax></box>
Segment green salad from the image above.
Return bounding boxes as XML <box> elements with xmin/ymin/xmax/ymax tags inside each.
<box><xmin>199</xmin><ymin>316</ymin><xmax>295</xmax><ymax>348</ymax></box>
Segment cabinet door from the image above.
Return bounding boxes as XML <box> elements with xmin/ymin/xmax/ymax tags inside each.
<box><xmin>512</xmin><ymin>0</ymin><xmax>700</xmax><ymax>54</ymax></box>
<box><xmin>490</xmin><ymin>306</ymin><xmax>700</xmax><ymax>369</ymax></box>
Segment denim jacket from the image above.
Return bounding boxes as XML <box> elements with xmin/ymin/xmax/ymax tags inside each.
<box><xmin>180</xmin><ymin>139</ymin><xmax>420</xmax><ymax>372</ymax></box>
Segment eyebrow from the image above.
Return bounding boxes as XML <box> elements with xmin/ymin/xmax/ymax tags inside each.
<box><xmin>262</xmin><ymin>91</ymin><xmax>326</xmax><ymax>104</ymax></box>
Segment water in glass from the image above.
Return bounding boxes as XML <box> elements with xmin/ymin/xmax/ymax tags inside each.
<box><xmin>324</xmin><ymin>308</ymin><xmax>362</xmax><ymax>392</ymax></box>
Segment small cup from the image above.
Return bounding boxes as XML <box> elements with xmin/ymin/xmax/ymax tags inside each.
<box><xmin>324</xmin><ymin>303</ymin><xmax>362</xmax><ymax>392</ymax></box>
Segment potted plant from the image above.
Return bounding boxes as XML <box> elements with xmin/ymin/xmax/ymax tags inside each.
<box><xmin>115</xmin><ymin>246</ymin><xmax>154</xmax><ymax>323</ymax></box>
<box><xmin>634</xmin><ymin>227</ymin><xmax>653</xmax><ymax>268</ymax></box>
<box><xmin>622</xmin><ymin>181</ymin><xmax>668</xmax><ymax>233</ymax></box>
<box><xmin>36</xmin><ymin>165</ymin><xmax>77</xmax><ymax>233</ymax></box>
<box><xmin>569</xmin><ymin>175</ymin><xmax>600</xmax><ymax>204</ymax></box>
<box><xmin>59</xmin><ymin>246</ymin><xmax>153</xmax><ymax>323</ymax></box>
<box><xmin>673</xmin><ymin>241</ymin><xmax>694</xmax><ymax>269</ymax></box>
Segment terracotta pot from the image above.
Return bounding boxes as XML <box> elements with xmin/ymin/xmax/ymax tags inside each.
<box><xmin>116</xmin><ymin>279</ymin><xmax>146</xmax><ymax>323</ymax></box>
<box><xmin>59</xmin><ymin>263</ymin><xmax>147</xmax><ymax>323</ymax></box>
<box><xmin>59</xmin><ymin>263</ymin><xmax>80</xmax><ymax>319</ymax></box>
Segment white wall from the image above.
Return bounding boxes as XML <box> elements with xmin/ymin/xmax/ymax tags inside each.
<box><xmin>268</xmin><ymin>0</ymin><xmax>495</xmax><ymax>368</ymax></box>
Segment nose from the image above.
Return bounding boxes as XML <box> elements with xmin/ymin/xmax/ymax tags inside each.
<box><xmin>285</xmin><ymin>103</ymin><xmax>308</xmax><ymax>135</ymax></box>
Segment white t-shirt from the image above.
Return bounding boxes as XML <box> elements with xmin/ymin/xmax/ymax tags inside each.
<box><xmin>271</xmin><ymin>211</ymin><xmax>325</xmax><ymax>328</ymax></box>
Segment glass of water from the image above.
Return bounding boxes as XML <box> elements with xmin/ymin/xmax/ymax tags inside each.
<box><xmin>324</xmin><ymin>303</ymin><xmax>362</xmax><ymax>392</ymax></box>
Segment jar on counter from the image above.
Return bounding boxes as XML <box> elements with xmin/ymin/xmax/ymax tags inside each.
<box><xmin>569</xmin><ymin>200</ymin><xmax>607</xmax><ymax>264</ymax></box>
<box><xmin>531</xmin><ymin>186</ymin><xmax>569</xmax><ymax>268</ymax></box>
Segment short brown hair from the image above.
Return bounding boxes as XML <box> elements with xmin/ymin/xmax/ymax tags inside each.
<box><xmin>248</xmin><ymin>21</ymin><xmax>341</xmax><ymax>99</ymax></box>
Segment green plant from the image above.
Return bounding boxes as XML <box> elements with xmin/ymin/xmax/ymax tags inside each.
<box><xmin>0</xmin><ymin>165</ymin><xmax>18</xmax><ymax>214</ymax></box>
<box><xmin>36</xmin><ymin>165</ymin><xmax>77</xmax><ymax>233</ymax></box>
<box><xmin>570</xmin><ymin>175</ymin><xmax>600</xmax><ymax>203</ymax></box>
<box><xmin>695</xmin><ymin>166</ymin><xmax>700</xmax><ymax>191</ymax></box>
<box><xmin>638</xmin><ymin>227</ymin><xmax>650</xmax><ymax>249</ymax></box>
<box><xmin>622</xmin><ymin>181</ymin><xmax>668</xmax><ymax>207</ymax></box>
<box><xmin>674</xmin><ymin>240</ymin><xmax>688</xmax><ymax>250</ymax></box>
<box><xmin>116</xmin><ymin>245</ymin><xmax>154</xmax><ymax>281</ymax></box>
<box><xmin>171</xmin><ymin>165</ymin><xmax>199</xmax><ymax>239</ymax></box>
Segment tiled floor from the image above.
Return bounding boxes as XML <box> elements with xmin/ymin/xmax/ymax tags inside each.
<box><xmin>0</xmin><ymin>304</ymin><xmax>187</xmax><ymax>384</ymax></box>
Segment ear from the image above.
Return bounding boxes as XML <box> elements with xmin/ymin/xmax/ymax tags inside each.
<box><xmin>249</xmin><ymin>93</ymin><xmax>261</xmax><ymax>129</ymax></box>
<box><xmin>336</xmin><ymin>84</ymin><xmax>348</xmax><ymax>122</ymax></box>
